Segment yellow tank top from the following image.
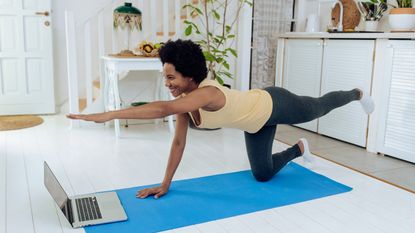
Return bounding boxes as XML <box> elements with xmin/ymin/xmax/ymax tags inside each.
<box><xmin>188</xmin><ymin>79</ymin><xmax>273</xmax><ymax>133</ymax></box>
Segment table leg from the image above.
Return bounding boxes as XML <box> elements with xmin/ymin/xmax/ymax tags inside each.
<box><xmin>108</xmin><ymin>68</ymin><xmax>121</xmax><ymax>138</ymax></box>
<box><xmin>154</xmin><ymin>71</ymin><xmax>162</xmax><ymax>126</ymax></box>
<box><xmin>158</xmin><ymin>71</ymin><xmax>175</xmax><ymax>133</ymax></box>
<box><xmin>102</xmin><ymin>60</ymin><xmax>109</xmax><ymax>112</ymax></box>
<box><xmin>167</xmin><ymin>92</ymin><xmax>175</xmax><ymax>133</ymax></box>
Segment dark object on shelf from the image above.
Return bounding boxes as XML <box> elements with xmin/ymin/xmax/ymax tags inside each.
<box><xmin>328</xmin><ymin>30</ymin><xmax>384</xmax><ymax>33</ymax></box>
<box><xmin>131</xmin><ymin>101</ymin><xmax>148</xmax><ymax>107</ymax></box>
<box><xmin>126</xmin><ymin>101</ymin><xmax>148</xmax><ymax>127</ymax></box>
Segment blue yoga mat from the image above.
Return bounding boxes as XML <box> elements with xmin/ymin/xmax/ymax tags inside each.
<box><xmin>85</xmin><ymin>162</ymin><xmax>352</xmax><ymax>233</ymax></box>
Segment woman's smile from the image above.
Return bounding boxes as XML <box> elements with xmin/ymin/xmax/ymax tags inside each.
<box><xmin>169</xmin><ymin>87</ymin><xmax>180</xmax><ymax>96</ymax></box>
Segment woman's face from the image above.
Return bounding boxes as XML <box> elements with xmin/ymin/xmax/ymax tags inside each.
<box><xmin>163</xmin><ymin>63</ymin><xmax>195</xmax><ymax>97</ymax></box>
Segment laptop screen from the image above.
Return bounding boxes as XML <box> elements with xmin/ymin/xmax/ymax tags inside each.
<box><xmin>43</xmin><ymin>162</ymin><xmax>71</xmax><ymax>220</ymax></box>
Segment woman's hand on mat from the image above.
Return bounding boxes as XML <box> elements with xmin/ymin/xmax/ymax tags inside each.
<box><xmin>66</xmin><ymin>112</ymin><xmax>112</xmax><ymax>123</ymax></box>
<box><xmin>136</xmin><ymin>185</ymin><xmax>169</xmax><ymax>199</ymax></box>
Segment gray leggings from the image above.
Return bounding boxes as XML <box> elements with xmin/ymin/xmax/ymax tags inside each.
<box><xmin>244</xmin><ymin>86</ymin><xmax>360</xmax><ymax>182</ymax></box>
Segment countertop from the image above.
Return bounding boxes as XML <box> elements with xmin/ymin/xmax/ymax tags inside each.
<box><xmin>278</xmin><ymin>32</ymin><xmax>415</xmax><ymax>39</ymax></box>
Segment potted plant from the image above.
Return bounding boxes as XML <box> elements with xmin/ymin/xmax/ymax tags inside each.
<box><xmin>356</xmin><ymin>0</ymin><xmax>388</xmax><ymax>31</ymax></box>
<box><xmin>182</xmin><ymin>0</ymin><xmax>252</xmax><ymax>85</ymax></box>
<box><xmin>388</xmin><ymin>0</ymin><xmax>415</xmax><ymax>31</ymax></box>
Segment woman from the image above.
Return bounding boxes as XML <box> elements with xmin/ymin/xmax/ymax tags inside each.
<box><xmin>67</xmin><ymin>39</ymin><xmax>374</xmax><ymax>199</ymax></box>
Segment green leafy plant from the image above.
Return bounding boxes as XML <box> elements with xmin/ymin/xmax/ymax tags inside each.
<box><xmin>357</xmin><ymin>0</ymin><xmax>388</xmax><ymax>21</ymax></box>
<box><xmin>393</xmin><ymin>0</ymin><xmax>412</xmax><ymax>7</ymax></box>
<box><xmin>182</xmin><ymin>0</ymin><xmax>252</xmax><ymax>85</ymax></box>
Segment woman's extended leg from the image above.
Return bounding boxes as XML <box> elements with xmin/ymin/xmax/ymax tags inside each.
<box><xmin>264</xmin><ymin>87</ymin><xmax>361</xmax><ymax>125</ymax></box>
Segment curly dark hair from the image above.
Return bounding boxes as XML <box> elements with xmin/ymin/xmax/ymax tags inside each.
<box><xmin>159</xmin><ymin>39</ymin><xmax>208</xmax><ymax>84</ymax></box>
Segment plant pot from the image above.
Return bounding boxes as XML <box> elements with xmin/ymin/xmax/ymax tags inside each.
<box><xmin>389</xmin><ymin>8</ymin><xmax>415</xmax><ymax>32</ymax></box>
<box><xmin>364</xmin><ymin>20</ymin><xmax>379</xmax><ymax>31</ymax></box>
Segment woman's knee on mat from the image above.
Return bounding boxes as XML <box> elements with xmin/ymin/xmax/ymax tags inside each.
<box><xmin>251</xmin><ymin>169</ymin><xmax>274</xmax><ymax>182</ymax></box>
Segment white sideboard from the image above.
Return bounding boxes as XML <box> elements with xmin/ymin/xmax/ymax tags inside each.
<box><xmin>319</xmin><ymin>39</ymin><xmax>373</xmax><ymax>147</ymax></box>
<box><xmin>282</xmin><ymin>39</ymin><xmax>323</xmax><ymax>132</ymax></box>
<box><xmin>276</xmin><ymin>32</ymin><xmax>415</xmax><ymax>163</ymax></box>
<box><xmin>372</xmin><ymin>40</ymin><xmax>415</xmax><ymax>163</ymax></box>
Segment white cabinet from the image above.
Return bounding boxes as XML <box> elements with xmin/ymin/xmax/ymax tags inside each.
<box><xmin>282</xmin><ymin>39</ymin><xmax>323</xmax><ymax>132</ymax></box>
<box><xmin>319</xmin><ymin>40</ymin><xmax>374</xmax><ymax>147</ymax></box>
<box><xmin>376</xmin><ymin>40</ymin><xmax>415</xmax><ymax>163</ymax></box>
<box><xmin>281</xmin><ymin>39</ymin><xmax>374</xmax><ymax>146</ymax></box>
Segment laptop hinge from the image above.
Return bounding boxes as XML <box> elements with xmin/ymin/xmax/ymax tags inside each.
<box><xmin>66</xmin><ymin>199</ymin><xmax>75</xmax><ymax>225</ymax></box>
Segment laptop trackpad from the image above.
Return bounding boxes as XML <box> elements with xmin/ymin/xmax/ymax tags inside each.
<box><xmin>95</xmin><ymin>191</ymin><xmax>127</xmax><ymax>221</ymax></box>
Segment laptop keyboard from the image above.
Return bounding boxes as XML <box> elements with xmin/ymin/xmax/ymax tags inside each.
<box><xmin>75</xmin><ymin>197</ymin><xmax>102</xmax><ymax>222</ymax></box>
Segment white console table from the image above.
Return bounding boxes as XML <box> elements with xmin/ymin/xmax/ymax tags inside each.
<box><xmin>101</xmin><ymin>55</ymin><xmax>175</xmax><ymax>137</ymax></box>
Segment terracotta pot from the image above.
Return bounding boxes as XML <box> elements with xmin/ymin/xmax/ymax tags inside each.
<box><xmin>389</xmin><ymin>8</ymin><xmax>415</xmax><ymax>32</ymax></box>
<box><xmin>390</xmin><ymin>8</ymin><xmax>415</xmax><ymax>14</ymax></box>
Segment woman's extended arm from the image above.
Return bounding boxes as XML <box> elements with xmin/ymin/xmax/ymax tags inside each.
<box><xmin>66</xmin><ymin>87</ymin><xmax>214</xmax><ymax>122</ymax></box>
<box><xmin>136</xmin><ymin>112</ymin><xmax>190</xmax><ymax>199</ymax></box>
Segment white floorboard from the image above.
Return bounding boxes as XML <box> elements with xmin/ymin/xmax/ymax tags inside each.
<box><xmin>257</xmin><ymin>209</ymin><xmax>305</xmax><ymax>233</ymax></box>
<box><xmin>216</xmin><ymin>216</ymin><xmax>255</xmax><ymax>233</ymax></box>
<box><xmin>0</xmin><ymin>133</ymin><xmax>6</xmax><ymax>233</ymax></box>
<box><xmin>6</xmin><ymin>130</ymin><xmax>35</xmax><ymax>233</ymax></box>
<box><xmin>0</xmin><ymin>114</ymin><xmax>414</xmax><ymax>233</ymax></box>
<box><xmin>194</xmin><ymin>221</ymin><xmax>229</xmax><ymax>233</ymax></box>
<box><xmin>21</xmin><ymin>128</ymin><xmax>64</xmax><ymax>233</ymax></box>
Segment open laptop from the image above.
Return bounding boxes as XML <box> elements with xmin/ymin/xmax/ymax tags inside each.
<box><xmin>43</xmin><ymin>161</ymin><xmax>127</xmax><ymax>228</ymax></box>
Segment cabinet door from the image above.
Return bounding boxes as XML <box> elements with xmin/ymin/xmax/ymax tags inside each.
<box><xmin>282</xmin><ymin>39</ymin><xmax>323</xmax><ymax>132</ymax></box>
<box><xmin>319</xmin><ymin>40</ymin><xmax>374</xmax><ymax>147</ymax></box>
<box><xmin>377</xmin><ymin>41</ymin><xmax>415</xmax><ymax>163</ymax></box>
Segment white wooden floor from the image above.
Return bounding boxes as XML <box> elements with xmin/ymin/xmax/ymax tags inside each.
<box><xmin>1</xmin><ymin>115</ymin><xmax>414</xmax><ymax>233</ymax></box>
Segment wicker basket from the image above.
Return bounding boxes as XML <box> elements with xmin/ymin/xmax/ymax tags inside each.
<box><xmin>139</xmin><ymin>48</ymin><xmax>159</xmax><ymax>57</ymax></box>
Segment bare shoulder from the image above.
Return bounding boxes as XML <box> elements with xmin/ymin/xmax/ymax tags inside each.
<box><xmin>188</xmin><ymin>85</ymin><xmax>220</xmax><ymax>96</ymax></box>
<box><xmin>166</xmin><ymin>84</ymin><xmax>225</xmax><ymax>115</ymax></box>
<box><xmin>166</xmin><ymin>87</ymin><xmax>215</xmax><ymax>114</ymax></box>
<box><xmin>182</xmin><ymin>85</ymin><xmax>221</xmax><ymax>104</ymax></box>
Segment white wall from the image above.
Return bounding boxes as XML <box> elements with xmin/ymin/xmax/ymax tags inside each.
<box><xmin>235</xmin><ymin>3</ymin><xmax>252</xmax><ymax>91</ymax></box>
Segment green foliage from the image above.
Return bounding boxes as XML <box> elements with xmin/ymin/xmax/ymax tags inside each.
<box><xmin>395</xmin><ymin>0</ymin><xmax>412</xmax><ymax>8</ymax></box>
<box><xmin>182</xmin><ymin>0</ymin><xmax>252</xmax><ymax>82</ymax></box>
<box><xmin>357</xmin><ymin>0</ymin><xmax>388</xmax><ymax>21</ymax></box>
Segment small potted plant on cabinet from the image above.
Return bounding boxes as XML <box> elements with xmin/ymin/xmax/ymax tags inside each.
<box><xmin>356</xmin><ymin>0</ymin><xmax>388</xmax><ymax>31</ymax></box>
<box><xmin>388</xmin><ymin>0</ymin><xmax>415</xmax><ymax>31</ymax></box>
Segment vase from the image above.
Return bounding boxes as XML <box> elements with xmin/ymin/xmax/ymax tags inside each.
<box><xmin>389</xmin><ymin>8</ymin><xmax>415</xmax><ymax>32</ymax></box>
<box><xmin>331</xmin><ymin>0</ymin><xmax>361</xmax><ymax>31</ymax></box>
<box><xmin>364</xmin><ymin>20</ymin><xmax>378</xmax><ymax>31</ymax></box>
